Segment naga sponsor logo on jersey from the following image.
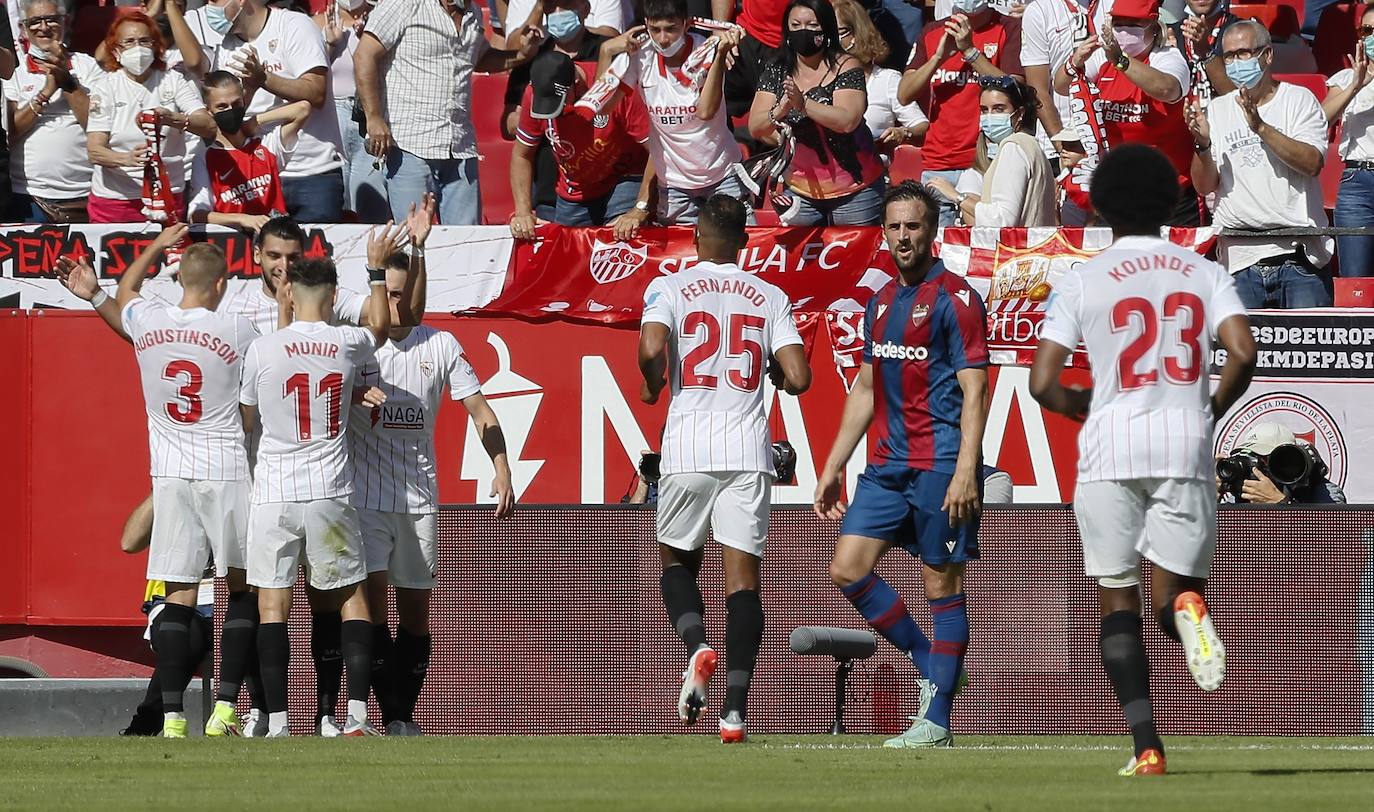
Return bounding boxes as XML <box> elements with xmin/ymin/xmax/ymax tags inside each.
<box><xmin>1216</xmin><ymin>392</ymin><xmax>1347</xmax><ymax>487</ymax></box>
<box><xmin>372</xmin><ymin>403</ymin><xmax>426</xmax><ymax>431</ymax></box>
<box><xmin>871</xmin><ymin>341</ymin><xmax>929</xmax><ymax>361</ymax></box>
<box><xmin>589</xmin><ymin>239</ymin><xmax>648</xmax><ymax>284</ymax></box>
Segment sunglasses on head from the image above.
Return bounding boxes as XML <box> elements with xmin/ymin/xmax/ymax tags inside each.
<box><xmin>1361</xmin><ymin>24</ymin><xmax>1374</xmax><ymax>36</ymax></box>
<box><xmin>979</xmin><ymin>75</ymin><xmax>1017</xmax><ymax>90</ymax></box>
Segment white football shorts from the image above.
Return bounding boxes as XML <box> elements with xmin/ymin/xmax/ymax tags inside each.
<box><xmin>1074</xmin><ymin>478</ymin><xmax>1217</xmax><ymax>580</ymax></box>
<box><xmin>656</xmin><ymin>471</ymin><xmax>771</xmax><ymax>558</ymax></box>
<box><xmin>247</xmin><ymin>498</ymin><xmax>367</xmax><ymax>591</ymax></box>
<box><xmin>147</xmin><ymin>477</ymin><xmax>250</xmax><ymax>583</ymax></box>
<box><xmin>360</xmin><ymin>510</ymin><xmax>438</xmax><ymax>589</ymax></box>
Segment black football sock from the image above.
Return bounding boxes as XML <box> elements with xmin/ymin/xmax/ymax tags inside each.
<box><xmin>1101</xmin><ymin>611</ymin><xmax>1164</xmax><ymax>758</ymax></box>
<box><xmin>661</xmin><ymin>566</ymin><xmax>708</xmax><ymax>654</ymax></box>
<box><xmin>371</xmin><ymin>624</ymin><xmax>398</xmax><ymax>724</ymax></box>
<box><xmin>153</xmin><ymin>603</ymin><xmax>196</xmax><ymax>714</ymax></box>
<box><xmin>341</xmin><ymin>619</ymin><xmax>374</xmax><ymax>710</ymax></box>
<box><xmin>246</xmin><ymin>640</ymin><xmax>267</xmax><ymax>713</ymax></box>
<box><xmin>216</xmin><ymin>591</ymin><xmax>258</xmax><ymax>704</ymax></box>
<box><xmin>394</xmin><ymin>627</ymin><xmax>432</xmax><ymax>723</ymax></box>
<box><xmin>257</xmin><ymin>621</ymin><xmax>291</xmax><ymax>716</ymax></box>
<box><xmin>311</xmin><ymin>611</ymin><xmax>343</xmax><ymax>721</ymax></box>
<box><xmin>723</xmin><ymin>590</ymin><xmax>764</xmax><ymax>720</ymax></box>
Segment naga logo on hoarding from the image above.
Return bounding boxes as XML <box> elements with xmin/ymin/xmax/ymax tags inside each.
<box><xmin>589</xmin><ymin>239</ymin><xmax>648</xmax><ymax>285</ymax></box>
<box><xmin>1215</xmin><ymin>392</ymin><xmax>1347</xmax><ymax>486</ymax></box>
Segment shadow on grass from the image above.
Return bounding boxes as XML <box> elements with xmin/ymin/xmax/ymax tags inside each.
<box><xmin>1174</xmin><ymin>767</ymin><xmax>1374</xmax><ymax>777</ymax></box>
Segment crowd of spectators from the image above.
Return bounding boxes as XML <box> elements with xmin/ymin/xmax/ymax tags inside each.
<box><xmin>0</xmin><ymin>0</ymin><xmax>1369</xmax><ymax>305</ymax></box>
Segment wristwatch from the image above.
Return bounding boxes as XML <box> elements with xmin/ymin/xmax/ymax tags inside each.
<box><xmin>961</xmin><ymin>46</ymin><xmax>980</xmax><ymax>64</ymax></box>
<box><xmin>1113</xmin><ymin>51</ymin><xmax>1130</xmax><ymax>71</ymax></box>
<box><xmin>634</xmin><ymin>200</ymin><xmax>651</xmax><ymax>216</ymax></box>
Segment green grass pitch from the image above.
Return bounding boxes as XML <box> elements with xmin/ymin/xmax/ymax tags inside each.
<box><xmin>1</xmin><ymin>736</ymin><xmax>1371</xmax><ymax>810</ymax></box>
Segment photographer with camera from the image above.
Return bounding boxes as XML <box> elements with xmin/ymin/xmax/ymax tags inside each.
<box><xmin>1216</xmin><ymin>423</ymin><xmax>1346</xmax><ymax>505</ymax></box>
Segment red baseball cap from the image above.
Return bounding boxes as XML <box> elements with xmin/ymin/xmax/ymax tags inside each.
<box><xmin>1111</xmin><ymin>0</ymin><xmax>1160</xmax><ymax>19</ymax></box>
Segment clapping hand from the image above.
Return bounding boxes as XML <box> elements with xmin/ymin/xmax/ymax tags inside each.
<box><xmin>406</xmin><ymin>192</ymin><xmax>436</xmax><ymax>248</ymax></box>
<box><xmin>366</xmin><ymin>220</ymin><xmax>408</xmax><ymax>269</ymax></box>
<box><xmin>945</xmin><ymin>13</ymin><xmax>974</xmax><ymax>52</ymax></box>
<box><xmin>1070</xmin><ymin>35</ymin><xmax>1100</xmax><ymax>71</ymax></box>
<box><xmin>55</xmin><ymin>255</ymin><xmax>101</xmax><ymax>302</ymax></box>
<box><xmin>1237</xmin><ymin>86</ymin><xmax>1263</xmax><ymax>132</ymax></box>
<box><xmin>1186</xmin><ymin>99</ymin><xmax>1210</xmax><ymax>144</ymax></box>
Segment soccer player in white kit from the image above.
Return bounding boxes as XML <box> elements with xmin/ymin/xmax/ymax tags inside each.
<box><xmin>639</xmin><ymin>195</ymin><xmax>811</xmax><ymax>743</ymax></box>
<box><xmin>240</xmin><ymin>254</ymin><xmax>394</xmax><ymax>737</ymax></box>
<box><xmin>1030</xmin><ymin>144</ymin><xmax>1258</xmax><ymax>776</ymax></box>
<box><xmin>60</xmin><ymin>224</ymin><xmax>257</xmax><ymax>738</ymax></box>
<box><xmin>348</xmin><ymin>213</ymin><xmax>515</xmax><ymax>736</ymax></box>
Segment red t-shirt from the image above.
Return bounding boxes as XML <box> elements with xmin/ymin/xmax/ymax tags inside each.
<box><xmin>515</xmin><ymin>85</ymin><xmax>651</xmax><ymax>203</ymax></box>
<box><xmin>738</xmin><ymin>0</ymin><xmax>789</xmax><ymax>49</ymax></box>
<box><xmin>915</xmin><ymin>14</ymin><xmax>1022</xmax><ymax>171</ymax></box>
<box><xmin>1094</xmin><ymin>62</ymin><xmax>1195</xmax><ymax>188</ymax></box>
<box><xmin>194</xmin><ymin>136</ymin><xmax>289</xmax><ymax>216</ymax></box>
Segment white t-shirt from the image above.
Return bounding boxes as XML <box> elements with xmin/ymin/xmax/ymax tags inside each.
<box><xmin>216</xmin><ymin>9</ymin><xmax>343</xmax><ymax>179</ymax></box>
<box><xmin>1329</xmin><ymin>68</ymin><xmax>1374</xmax><ymax>162</ymax></box>
<box><xmin>622</xmin><ymin>34</ymin><xmax>743</xmax><ymax>191</ymax></box>
<box><xmin>349</xmin><ymin>326</ymin><xmax>482</xmax><ymax>513</ymax></box>
<box><xmin>2</xmin><ymin>53</ymin><xmax>105</xmax><ymax>198</ymax></box>
<box><xmin>220</xmin><ymin>281</ymin><xmax>366</xmax><ymax>336</ymax></box>
<box><xmin>863</xmin><ymin>66</ymin><xmax>928</xmax><ymax>141</ymax></box>
<box><xmin>240</xmin><ymin>320</ymin><xmax>377</xmax><ymax>503</ymax></box>
<box><xmin>1039</xmin><ymin>235</ymin><xmax>1246</xmax><ymax>483</ymax></box>
<box><xmin>1207</xmin><ymin>83</ymin><xmax>1333</xmax><ymax>273</ymax></box>
<box><xmin>641</xmin><ymin>261</ymin><xmax>803</xmax><ymax>476</ymax></box>
<box><xmin>503</xmin><ymin>0</ymin><xmax>630</xmax><ymax>36</ymax></box>
<box><xmin>123</xmin><ymin>297</ymin><xmax>256</xmax><ymax>482</ymax></box>
<box><xmin>86</xmin><ymin>68</ymin><xmax>206</xmax><ymax>199</ymax></box>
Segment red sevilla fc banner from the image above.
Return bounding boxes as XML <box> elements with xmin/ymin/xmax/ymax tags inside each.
<box><xmin>482</xmin><ymin>225</ymin><xmax>1216</xmax><ymax>365</ymax></box>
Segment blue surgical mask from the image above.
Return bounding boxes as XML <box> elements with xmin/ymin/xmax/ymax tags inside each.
<box><xmin>980</xmin><ymin>112</ymin><xmax>1015</xmax><ymax>144</ymax></box>
<box><xmin>1364</xmin><ymin>34</ymin><xmax>1374</xmax><ymax>61</ymax></box>
<box><xmin>1225</xmin><ymin>56</ymin><xmax>1263</xmax><ymax>90</ymax></box>
<box><xmin>546</xmin><ymin>9</ymin><xmax>583</xmax><ymax>42</ymax></box>
<box><xmin>205</xmin><ymin>3</ymin><xmax>237</xmax><ymax>36</ymax></box>
<box><xmin>953</xmin><ymin>0</ymin><xmax>989</xmax><ymax>13</ymax></box>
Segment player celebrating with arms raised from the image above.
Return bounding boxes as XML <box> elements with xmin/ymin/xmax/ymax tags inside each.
<box><xmin>240</xmin><ymin>250</ymin><xmax>402</xmax><ymax>737</ymax></box>
<box><xmin>639</xmin><ymin>194</ymin><xmax>811</xmax><ymax>743</ymax></box>
<box><xmin>1030</xmin><ymin>144</ymin><xmax>1257</xmax><ymax>776</ymax></box>
<box><xmin>815</xmin><ymin>181</ymin><xmax>990</xmax><ymax>749</ymax></box>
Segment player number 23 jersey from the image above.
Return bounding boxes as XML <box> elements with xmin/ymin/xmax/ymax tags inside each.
<box><xmin>641</xmin><ymin>261</ymin><xmax>803</xmax><ymax>476</ymax></box>
<box><xmin>1039</xmin><ymin>236</ymin><xmax>1247</xmax><ymax>483</ymax></box>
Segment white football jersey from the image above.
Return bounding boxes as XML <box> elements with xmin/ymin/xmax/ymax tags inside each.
<box><xmin>220</xmin><ymin>282</ymin><xmax>366</xmax><ymax>336</ymax></box>
<box><xmin>123</xmin><ymin>298</ymin><xmax>257</xmax><ymax>481</ymax></box>
<box><xmin>348</xmin><ymin>326</ymin><xmax>482</xmax><ymax>513</ymax></box>
<box><xmin>240</xmin><ymin>321</ymin><xmax>377</xmax><ymax>503</ymax></box>
<box><xmin>1040</xmin><ymin>235</ymin><xmax>1247</xmax><ymax>483</ymax></box>
<box><xmin>641</xmin><ymin>261</ymin><xmax>803</xmax><ymax>475</ymax></box>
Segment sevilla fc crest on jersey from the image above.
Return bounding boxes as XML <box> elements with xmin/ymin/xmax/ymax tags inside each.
<box><xmin>911</xmin><ymin>303</ymin><xmax>930</xmax><ymax>326</ymax></box>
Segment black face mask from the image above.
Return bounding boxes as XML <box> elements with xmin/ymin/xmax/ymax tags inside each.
<box><xmin>214</xmin><ymin>105</ymin><xmax>247</xmax><ymax>135</ymax></box>
<box><xmin>787</xmin><ymin>29</ymin><xmax>825</xmax><ymax>57</ymax></box>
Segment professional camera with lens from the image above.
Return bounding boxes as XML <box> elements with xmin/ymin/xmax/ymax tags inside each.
<box><xmin>1216</xmin><ymin>450</ymin><xmax>1264</xmax><ymax>500</ymax></box>
<box><xmin>638</xmin><ymin>452</ymin><xmax>662</xmax><ymax>484</ymax></box>
<box><xmin>1266</xmin><ymin>442</ymin><xmax>1328</xmax><ymax>490</ymax></box>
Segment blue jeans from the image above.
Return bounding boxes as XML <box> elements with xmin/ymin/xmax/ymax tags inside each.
<box><xmin>9</xmin><ymin>193</ymin><xmax>50</xmax><ymax>223</ymax></box>
<box><xmin>662</xmin><ymin>172</ymin><xmax>754</xmax><ymax>224</ymax></box>
<box><xmin>920</xmin><ymin>168</ymin><xmax>964</xmax><ymax>228</ymax></box>
<box><xmin>1335</xmin><ymin>167</ymin><xmax>1374</xmax><ymax>278</ymax></box>
<box><xmin>1232</xmin><ymin>260</ymin><xmax>1334</xmax><ymax>309</ymax></box>
<box><xmin>386</xmin><ymin>149</ymin><xmax>482</xmax><ymax>226</ymax></box>
<box><xmin>787</xmin><ymin>179</ymin><xmax>886</xmax><ymax>226</ymax></box>
<box><xmin>334</xmin><ymin>96</ymin><xmax>389</xmax><ymax>223</ymax></box>
<box><xmin>282</xmin><ymin>170</ymin><xmax>344</xmax><ymax>223</ymax></box>
<box><xmin>553</xmin><ymin>177</ymin><xmax>643</xmax><ymax>226</ymax></box>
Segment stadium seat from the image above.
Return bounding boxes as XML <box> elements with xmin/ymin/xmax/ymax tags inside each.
<box><xmin>1231</xmin><ymin>3</ymin><xmax>1302</xmax><ymax>38</ymax></box>
<box><xmin>1313</xmin><ymin>2</ymin><xmax>1368</xmax><ymax>76</ymax></box>
<box><xmin>472</xmin><ymin>73</ymin><xmax>518</xmax><ymax>224</ymax></box>
<box><xmin>1335</xmin><ymin>277</ymin><xmax>1374</xmax><ymax>306</ymax></box>
<box><xmin>1276</xmin><ymin>73</ymin><xmax>1330</xmax><ymax>102</ymax></box>
<box><xmin>888</xmin><ymin>145</ymin><xmax>924</xmax><ymax>184</ymax></box>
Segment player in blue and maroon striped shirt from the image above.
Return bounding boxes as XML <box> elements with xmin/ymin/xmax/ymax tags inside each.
<box><xmin>815</xmin><ymin>181</ymin><xmax>990</xmax><ymax>749</ymax></box>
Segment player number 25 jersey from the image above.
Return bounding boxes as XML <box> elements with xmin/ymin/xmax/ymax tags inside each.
<box><xmin>1040</xmin><ymin>235</ymin><xmax>1247</xmax><ymax>483</ymax></box>
<box><xmin>123</xmin><ymin>298</ymin><xmax>256</xmax><ymax>481</ymax></box>
<box><xmin>642</xmin><ymin>261</ymin><xmax>803</xmax><ymax>476</ymax></box>
<box><xmin>240</xmin><ymin>321</ymin><xmax>377</xmax><ymax>503</ymax></box>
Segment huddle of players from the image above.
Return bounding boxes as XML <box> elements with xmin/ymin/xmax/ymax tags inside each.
<box><xmin>59</xmin><ymin>195</ymin><xmax>514</xmax><ymax>737</ymax></box>
<box><xmin>643</xmin><ymin>145</ymin><xmax>1254</xmax><ymax>773</ymax></box>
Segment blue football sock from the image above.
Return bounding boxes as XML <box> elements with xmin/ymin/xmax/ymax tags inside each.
<box><xmin>840</xmin><ymin>573</ymin><xmax>932</xmax><ymax>676</ymax></box>
<box><xmin>926</xmin><ymin>593</ymin><xmax>969</xmax><ymax>730</ymax></box>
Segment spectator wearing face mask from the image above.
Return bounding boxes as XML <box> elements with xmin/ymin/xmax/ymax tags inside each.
<box><xmin>899</xmin><ymin>0</ymin><xmax>1023</xmax><ymax>228</ymax></box>
<box><xmin>832</xmin><ymin>0</ymin><xmax>928</xmax><ymax>156</ymax></box>
<box><xmin>85</xmin><ymin>11</ymin><xmax>216</xmax><ymax>223</ymax></box>
<box><xmin>508</xmin><ymin>51</ymin><xmax>649</xmax><ymax>236</ymax></box>
<box><xmin>1186</xmin><ymin>20</ymin><xmax>1332</xmax><ymax>309</ymax></box>
<box><xmin>1323</xmin><ymin>7</ymin><xmax>1374</xmax><ymax>279</ymax></box>
<box><xmin>503</xmin><ymin>0</ymin><xmax>627</xmax><ymax>42</ymax></box>
<box><xmin>3</xmin><ymin>0</ymin><xmax>102</xmax><ymax>223</ymax></box>
<box><xmin>926</xmin><ymin>76</ymin><xmax>1056</xmax><ymax>227</ymax></box>
<box><xmin>598</xmin><ymin>0</ymin><xmax>748</xmax><ymax>233</ymax></box>
<box><xmin>1054</xmin><ymin>0</ymin><xmax>1201</xmax><ymax>226</ymax></box>
<box><xmin>181</xmin><ymin>0</ymin><xmax>233</xmax><ymax>67</ymax></box>
<box><xmin>749</xmin><ymin>0</ymin><xmax>886</xmax><ymax>225</ymax></box>
<box><xmin>188</xmin><ymin>70</ymin><xmax>310</xmax><ymax>232</ymax></box>
<box><xmin>314</xmin><ymin>0</ymin><xmax>388</xmax><ymax>222</ymax></box>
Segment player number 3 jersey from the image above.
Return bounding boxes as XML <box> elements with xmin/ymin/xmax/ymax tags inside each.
<box><xmin>1039</xmin><ymin>235</ymin><xmax>1247</xmax><ymax>483</ymax></box>
<box><xmin>642</xmin><ymin>261</ymin><xmax>803</xmax><ymax>476</ymax></box>
<box><xmin>240</xmin><ymin>321</ymin><xmax>378</xmax><ymax>503</ymax></box>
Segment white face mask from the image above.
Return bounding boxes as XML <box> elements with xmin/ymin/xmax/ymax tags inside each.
<box><xmin>649</xmin><ymin>33</ymin><xmax>686</xmax><ymax>58</ymax></box>
<box><xmin>119</xmin><ymin>45</ymin><xmax>155</xmax><ymax>76</ymax></box>
<box><xmin>1113</xmin><ymin>26</ymin><xmax>1152</xmax><ymax>58</ymax></box>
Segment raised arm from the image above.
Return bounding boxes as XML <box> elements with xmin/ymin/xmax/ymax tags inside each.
<box><xmin>55</xmin><ymin>255</ymin><xmax>131</xmax><ymax>343</ymax></box>
<box><xmin>116</xmin><ymin>224</ymin><xmax>191</xmax><ymax>309</ymax></box>
<box><xmin>404</xmin><ymin>192</ymin><xmax>436</xmax><ymax>325</ymax></box>
<box><xmin>696</xmin><ymin>28</ymin><xmax>742</xmax><ymax>121</ymax></box>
